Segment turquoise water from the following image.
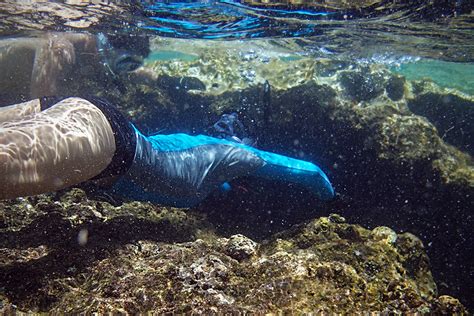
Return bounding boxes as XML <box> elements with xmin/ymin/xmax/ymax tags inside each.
<box><xmin>391</xmin><ymin>59</ymin><xmax>474</xmax><ymax>94</ymax></box>
<box><xmin>279</xmin><ymin>55</ymin><xmax>303</xmax><ymax>62</ymax></box>
<box><xmin>145</xmin><ymin>50</ymin><xmax>199</xmax><ymax>63</ymax></box>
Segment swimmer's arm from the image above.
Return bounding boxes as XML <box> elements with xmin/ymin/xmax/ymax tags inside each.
<box><xmin>30</xmin><ymin>34</ymin><xmax>77</xmax><ymax>98</ymax></box>
<box><xmin>0</xmin><ymin>38</ymin><xmax>44</xmax><ymax>53</ymax></box>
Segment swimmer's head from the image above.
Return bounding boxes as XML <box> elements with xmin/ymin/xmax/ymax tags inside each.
<box><xmin>110</xmin><ymin>50</ymin><xmax>143</xmax><ymax>74</ymax></box>
<box><xmin>97</xmin><ymin>32</ymin><xmax>150</xmax><ymax>75</ymax></box>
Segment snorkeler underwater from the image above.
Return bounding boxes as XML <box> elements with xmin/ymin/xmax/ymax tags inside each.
<box><xmin>0</xmin><ymin>96</ymin><xmax>334</xmax><ymax>205</ymax></box>
<box><xmin>0</xmin><ymin>31</ymin><xmax>149</xmax><ymax>105</ymax></box>
<box><xmin>0</xmin><ymin>0</ymin><xmax>473</xmax><ymax>313</ymax></box>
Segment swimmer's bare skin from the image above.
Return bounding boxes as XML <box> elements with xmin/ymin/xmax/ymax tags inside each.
<box><xmin>0</xmin><ymin>33</ymin><xmax>99</xmax><ymax>102</ymax></box>
<box><xmin>0</xmin><ymin>97</ymin><xmax>116</xmax><ymax>199</ymax></box>
<box><xmin>0</xmin><ymin>98</ymin><xmax>335</xmax><ymax>204</ymax></box>
<box><xmin>0</xmin><ymin>99</ymin><xmax>42</xmax><ymax>122</ymax></box>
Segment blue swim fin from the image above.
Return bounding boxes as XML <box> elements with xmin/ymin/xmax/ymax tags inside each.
<box><xmin>114</xmin><ymin>130</ymin><xmax>334</xmax><ymax>207</ymax></box>
<box><xmin>251</xmin><ymin>149</ymin><xmax>335</xmax><ymax>201</ymax></box>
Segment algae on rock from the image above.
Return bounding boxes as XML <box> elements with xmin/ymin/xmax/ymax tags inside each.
<box><xmin>0</xmin><ymin>190</ymin><xmax>466</xmax><ymax>313</ymax></box>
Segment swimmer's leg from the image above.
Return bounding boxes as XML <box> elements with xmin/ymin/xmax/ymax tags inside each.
<box><xmin>0</xmin><ymin>99</ymin><xmax>42</xmax><ymax>123</ymax></box>
<box><xmin>0</xmin><ymin>97</ymin><xmax>116</xmax><ymax>199</ymax></box>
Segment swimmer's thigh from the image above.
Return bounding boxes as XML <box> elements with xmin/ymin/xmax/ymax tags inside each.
<box><xmin>0</xmin><ymin>97</ymin><xmax>116</xmax><ymax>199</ymax></box>
<box><xmin>0</xmin><ymin>99</ymin><xmax>42</xmax><ymax>123</ymax></box>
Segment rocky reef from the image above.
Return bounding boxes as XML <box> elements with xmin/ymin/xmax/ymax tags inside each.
<box><xmin>0</xmin><ymin>33</ymin><xmax>473</xmax><ymax>311</ymax></box>
<box><xmin>0</xmin><ymin>189</ymin><xmax>466</xmax><ymax>313</ymax></box>
<box><xmin>49</xmin><ymin>37</ymin><xmax>474</xmax><ymax>309</ymax></box>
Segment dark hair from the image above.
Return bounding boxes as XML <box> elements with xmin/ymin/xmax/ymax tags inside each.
<box><xmin>107</xmin><ymin>32</ymin><xmax>150</xmax><ymax>58</ymax></box>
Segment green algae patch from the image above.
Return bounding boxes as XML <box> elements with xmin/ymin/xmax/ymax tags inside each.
<box><xmin>390</xmin><ymin>59</ymin><xmax>474</xmax><ymax>95</ymax></box>
<box><xmin>0</xmin><ymin>191</ymin><xmax>467</xmax><ymax>313</ymax></box>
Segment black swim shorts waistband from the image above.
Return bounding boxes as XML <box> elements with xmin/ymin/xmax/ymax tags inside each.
<box><xmin>39</xmin><ymin>96</ymin><xmax>137</xmax><ymax>180</ymax></box>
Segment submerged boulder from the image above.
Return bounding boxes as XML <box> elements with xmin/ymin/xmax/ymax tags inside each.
<box><xmin>339</xmin><ymin>68</ymin><xmax>385</xmax><ymax>102</ymax></box>
<box><xmin>386</xmin><ymin>75</ymin><xmax>406</xmax><ymax>101</ymax></box>
<box><xmin>407</xmin><ymin>83</ymin><xmax>474</xmax><ymax>156</ymax></box>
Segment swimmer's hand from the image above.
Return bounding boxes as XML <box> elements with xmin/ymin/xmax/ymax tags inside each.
<box><xmin>116</xmin><ymin>132</ymin><xmax>334</xmax><ymax>207</ymax></box>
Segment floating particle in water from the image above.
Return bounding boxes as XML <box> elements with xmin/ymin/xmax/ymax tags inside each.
<box><xmin>78</xmin><ymin>228</ymin><xmax>89</xmax><ymax>246</ymax></box>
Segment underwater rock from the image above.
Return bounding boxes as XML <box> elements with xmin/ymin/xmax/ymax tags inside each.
<box><xmin>434</xmin><ymin>295</ymin><xmax>468</xmax><ymax>314</ymax></box>
<box><xmin>407</xmin><ymin>84</ymin><xmax>474</xmax><ymax>156</ymax></box>
<box><xmin>224</xmin><ymin>234</ymin><xmax>258</xmax><ymax>261</ymax></box>
<box><xmin>99</xmin><ymin>48</ymin><xmax>473</xmax><ymax>308</ymax></box>
<box><xmin>339</xmin><ymin>68</ymin><xmax>385</xmax><ymax>102</ymax></box>
<box><xmin>371</xmin><ymin>226</ymin><xmax>398</xmax><ymax>244</ymax></box>
<box><xmin>142</xmin><ymin>37</ymin><xmax>319</xmax><ymax>95</ymax></box>
<box><xmin>386</xmin><ymin>75</ymin><xmax>406</xmax><ymax>101</ymax></box>
<box><xmin>374</xmin><ymin>114</ymin><xmax>442</xmax><ymax>162</ymax></box>
<box><xmin>157</xmin><ymin>74</ymin><xmax>206</xmax><ymax>93</ymax></box>
<box><xmin>0</xmin><ymin>192</ymin><xmax>467</xmax><ymax>313</ymax></box>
